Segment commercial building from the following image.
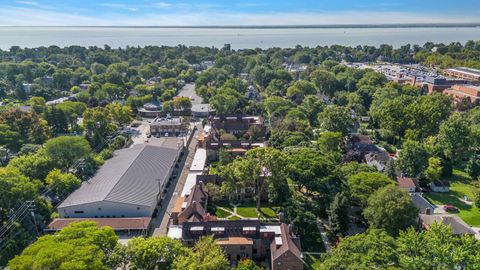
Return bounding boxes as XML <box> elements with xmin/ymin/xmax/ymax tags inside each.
<box><xmin>150</xmin><ymin>117</ymin><xmax>188</xmax><ymax>136</ymax></box>
<box><xmin>420</xmin><ymin>76</ymin><xmax>467</xmax><ymax>94</ymax></box>
<box><xmin>444</xmin><ymin>67</ymin><xmax>480</xmax><ymax>81</ymax></box>
<box><xmin>57</xmin><ymin>142</ymin><xmax>182</xmax><ymax>219</ymax></box>
<box><xmin>443</xmin><ymin>84</ymin><xmax>480</xmax><ymax>105</ymax></box>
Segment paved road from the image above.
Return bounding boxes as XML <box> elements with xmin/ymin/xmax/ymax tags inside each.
<box><xmin>177</xmin><ymin>83</ymin><xmax>203</xmax><ymax>105</ymax></box>
<box><xmin>151</xmin><ymin>122</ymin><xmax>201</xmax><ymax>236</ymax></box>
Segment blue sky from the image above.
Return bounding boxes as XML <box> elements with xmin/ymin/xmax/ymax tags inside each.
<box><xmin>0</xmin><ymin>0</ymin><xmax>479</xmax><ymax>26</ymax></box>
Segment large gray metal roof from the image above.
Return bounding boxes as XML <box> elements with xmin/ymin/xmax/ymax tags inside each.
<box><xmin>59</xmin><ymin>143</ymin><xmax>180</xmax><ymax>208</ymax></box>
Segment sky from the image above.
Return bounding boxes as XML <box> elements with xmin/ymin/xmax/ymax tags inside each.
<box><xmin>0</xmin><ymin>0</ymin><xmax>479</xmax><ymax>26</ymax></box>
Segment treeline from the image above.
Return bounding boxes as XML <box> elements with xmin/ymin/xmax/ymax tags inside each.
<box><xmin>8</xmin><ymin>221</ymin><xmax>263</xmax><ymax>270</ymax></box>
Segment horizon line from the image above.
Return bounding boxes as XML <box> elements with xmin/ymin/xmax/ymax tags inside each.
<box><xmin>2</xmin><ymin>22</ymin><xmax>480</xmax><ymax>29</ymax></box>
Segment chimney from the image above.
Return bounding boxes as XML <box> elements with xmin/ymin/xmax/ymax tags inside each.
<box><xmin>288</xmin><ymin>224</ymin><xmax>294</xmax><ymax>236</ymax></box>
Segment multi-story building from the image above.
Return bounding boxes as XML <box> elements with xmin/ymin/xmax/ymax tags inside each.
<box><xmin>443</xmin><ymin>84</ymin><xmax>480</xmax><ymax>105</ymax></box>
<box><xmin>444</xmin><ymin>67</ymin><xmax>480</xmax><ymax>82</ymax></box>
<box><xmin>150</xmin><ymin>117</ymin><xmax>188</xmax><ymax>136</ymax></box>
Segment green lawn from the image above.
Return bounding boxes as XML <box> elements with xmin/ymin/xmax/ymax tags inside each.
<box><xmin>214</xmin><ymin>202</ymin><xmax>234</xmax><ymax>212</ymax></box>
<box><xmin>235</xmin><ymin>203</ymin><xmax>279</xmax><ymax>219</ymax></box>
<box><xmin>228</xmin><ymin>216</ymin><xmax>241</xmax><ymax>221</ymax></box>
<box><xmin>215</xmin><ymin>207</ymin><xmax>231</xmax><ymax>218</ymax></box>
<box><xmin>426</xmin><ymin>170</ymin><xmax>480</xmax><ymax>227</ymax></box>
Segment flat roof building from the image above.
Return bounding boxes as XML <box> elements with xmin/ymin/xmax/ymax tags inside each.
<box><xmin>58</xmin><ymin>142</ymin><xmax>182</xmax><ymax>219</ymax></box>
<box><xmin>444</xmin><ymin>67</ymin><xmax>480</xmax><ymax>81</ymax></box>
<box><xmin>444</xmin><ymin>84</ymin><xmax>480</xmax><ymax>105</ymax></box>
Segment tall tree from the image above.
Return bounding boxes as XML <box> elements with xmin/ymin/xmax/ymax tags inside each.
<box><xmin>126</xmin><ymin>236</ymin><xmax>188</xmax><ymax>270</ymax></box>
<box><xmin>363</xmin><ymin>185</ymin><xmax>418</xmax><ymax>236</ymax></box>
<box><xmin>173</xmin><ymin>236</ymin><xmax>229</xmax><ymax>270</ymax></box>
<box><xmin>44</xmin><ymin>136</ymin><xmax>91</xmax><ymax>169</ymax></box>
<box><xmin>328</xmin><ymin>192</ymin><xmax>350</xmax><ymax>236</ymax></box>
<box><xmin>347</xmin><ymin>172</ymin><xmax>394</xmax><ymax>206</ymax></box>
<box><xmin>437</xmin><ymin>114</ymin><xmax>472</xmax><ymax>166</ymax></box>
<box><xmin>318</xmin><ymin>229</ymin><xmax>398</xmax><ymax>270</ymax></box>
<box><xmin>8</xmin><ymin>222</ymin><xmax>118</xmax><ymax>270</ymax></box>
<box><xmin>317</xmin><ymin>105</ymin><xmax>355</xmax><ymax>135</ymax></box>
<box><xmin>397</xmin><ymin>140</ymin><xmax>429</xmax><ymax>177</ymax></box>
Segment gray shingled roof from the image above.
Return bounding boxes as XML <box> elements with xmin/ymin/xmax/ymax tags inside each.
<box><xmin>60</xmin><ymin>143</ymin><xmax>180</xmax><ymax>208</ymax></box>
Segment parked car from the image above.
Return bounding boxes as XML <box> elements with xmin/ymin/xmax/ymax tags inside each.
<box><xmin>443</xmin><ymin>205</ymin><xmax>459</xmax><ymax>213</ymax></box>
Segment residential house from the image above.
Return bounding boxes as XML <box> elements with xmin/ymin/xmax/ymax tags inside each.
<box><xmin>430</xmin><ymin>180</ymin><xmax>450</xmax><ymax>193</ymax></box>
<box><xmin>397</xmin><ymin>177</ymin><xmax>419</xmax><ymax>193</ymax></box>
<box><xmin>419</xmin><ymin>213</ymin><xmax>476</xmax><ymax>236</ymax></box>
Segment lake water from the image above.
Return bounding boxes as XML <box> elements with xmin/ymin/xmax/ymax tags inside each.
<box><xmin>0</xmin><ymin>27</ymin><xmax>480</xmax><ymax>50</ymax></box>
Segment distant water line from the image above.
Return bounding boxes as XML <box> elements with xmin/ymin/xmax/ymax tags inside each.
<box><xmin>0</xmin><ymin>26</ymin><xmax>479</xmax><ymax>50</ymax></box>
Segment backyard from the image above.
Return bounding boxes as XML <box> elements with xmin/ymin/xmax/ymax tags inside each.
<box><xmin>425</xmin><ymin>170</ymin><xmax>480</xmax><ymax>227</ymax></box>
<box><xmin>213</xmin><ymin>202</ymin><xmax>279</xmax><ymax>219</ymax></box>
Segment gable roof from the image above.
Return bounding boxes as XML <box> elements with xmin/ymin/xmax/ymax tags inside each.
<box><xmin>271</xmin><ymin>224</ymin><xmax>303</xmax><ymax>261</ymax></box>
<box><xmin>419</xmin><ymin>214</ymin><xmax>476</xmax><ymax>235</ymax></box>
<box><xmin>178</xmin><ymin>201</ymin><xmax>206</xmax><ymax>224</ymax></box>
<box><xmin>59</xmin><ymin>143</ymin><xmax>180</xmax><ymax>209</ymax></box>
<box><xmin>398</xmin><ymin>177</ymin><xmax>419</xmax><ymax>189</ymax></box>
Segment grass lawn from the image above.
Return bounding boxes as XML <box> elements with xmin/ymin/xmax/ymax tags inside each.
<box><xmin>214</xmin><ymin>202</ymin><xmax>234</xmax><ymax>212</ymax></box>
<box><xmin>235</xmin><ymin>203</ymin><xmax>279</xmax><ymax>219</ymax></box>
<box><xmin>426</xmin><ymin>170</ymin><xmax>480</xmax><ymax>227</ymax></box>
<box><xmin>215</xmin><ymin>207</ymin><xmax>231</xmax><ymax>218</ymax></box>
<box><xmin>228</xmin><ymin>216</ymin><xmax>241</xmax><ymax>221</ymax></box>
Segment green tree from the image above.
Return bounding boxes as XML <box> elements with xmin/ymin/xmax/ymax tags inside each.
<box><xmin>397</xmin><ymin>140</ymin><xmax>429</xmax><ymax>177</ymax></box>
<box><xmin>318</xmin><ymin>105</ymin><xmax>355</xmax><ymax>135</ymax></box>
<box><xmin>234</xmin><ymin>259</ymin><xmax>264</xmax><ymax>270</ymax></box>
<box><xmin>437</xmin><ymin>114</ymin><xmax>472</xmax><ymax>166</ymax></box>
<box><xmin>318</xmin><ymin>229</ymin><xmax>398</xmax><ymax>270</ymax></box>
<box><xmin>404</xmin><ymin>93</ymin><xmax>453</xmax><ymax>141</ymax></box>
<box><xmin>45</xmin><ymin>169</ymin><xmax>81</xmax><ymax>198</ymax></box>
<box><xmin>0</xmin><ymin>167</ymin><xmax>39</xmax><ymax>221</ymax></box>
<box><xmin>286</xmin><ymin>80</ymin><xmax>317</xmax><ymax>103</ymax></box>
<box><xmin>363</xmin><ymin>185</ymin><xmax>418</xmax><ymax>236</ymax></box>
<box><xmin>288</xmin><ymin>148</ymin><xmax>335</xmax><ymax>196</ymax></box>
<box><xmin>210</xmin><ymin>93</ymin><xmax>239</xmax><ymax>116</ymax></box>
<box><xmin>106</xmin><ymin>103</ymin><xmax>133</xmax><ymax>126</ymax></box>
<box><xmin>8</xmin><ymin>221</ymin><xmax>118</xmax><ymax>270</ymax></box>
<box><xmin>0</xmin><ymin>108</ymin><xmax>50</xmax><ymax>149</ymax></box>
<box><xmin>310</xmin><ymin>69</ymin><xmax>337</xmax><ymax>97</ymax></box>
<box><xmin>173</xmin><ymin>236</ymin><xmax>229</xmax><ymax>270</ymax></box>
<box><xmin>127</xmin><ymin>236</ymin><xmax>188</xmax><ymax>270</ymax></box>
<box><xmin>28</xmin><ymin>96</ymin><xmax>47</xmax><ymax>115</ymax></box>
<box><xmin>347</xmin><ymin>172</ymin><xmax>394</xmax><ymax>206</ymax></box>
<box><xmin>44</xmin><ymin>136</ymin><xmax>91</xmax><ymax>169</ymax></box>
<box><xmin>328</xmin><ymin>192</ymin><xmax>350</xmax><ymax>236</ymax></box>
<box><xmin>82</xmin><ymin>107</ymin><xmax>117</xmax><ymax>146</ymax></box>
<box><xmin>425</xmin><ymin>157</ymin><xmax>442</xmax><ymax>183</ymax></box>
<box><xmin>0</xmin><ymin>124</ymin><xmax>20</xmax><ymax>150</ymax></box>
<box><xmin>397</xmin><ymin>223</ymin><xmax>480</xmax><ymax>270</ymax></box>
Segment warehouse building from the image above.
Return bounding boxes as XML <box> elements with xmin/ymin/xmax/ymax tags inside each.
<box><xmin>58</xmin><ymin>141</ymin><xmax>182</xmax><ymax>219</ymax></box>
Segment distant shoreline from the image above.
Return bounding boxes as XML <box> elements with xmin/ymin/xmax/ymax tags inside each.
<box><xmin>2</xmin><ymin>23</ymin><xmax>480</xmax><ymax>29</ymax></box>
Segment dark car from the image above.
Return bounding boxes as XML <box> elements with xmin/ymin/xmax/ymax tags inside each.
<box><xmin>443</xmin><ymin>205</ymin><xmax>459</xmax><ymax>213</ymax></box>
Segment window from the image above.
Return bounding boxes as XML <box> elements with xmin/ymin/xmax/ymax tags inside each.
<box><xmin>240</xmin><ymin>246</ymin><xmax>246</xmax><ymax>251</ymax></box>
<box><xmin>74</xmin><ymin>211</ymin><xmax>84</xmax><ymax>214</ymax></box>
<box><xmin>98</xmin><ymin>207</ymin><xmax>102</xmax><ymax>211</ymax></box>
<box><xmin>137</xmin><ymin>207</ymin><xmax>141</xmax><ymax>210</ymax></box>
